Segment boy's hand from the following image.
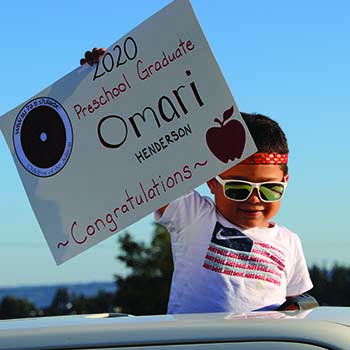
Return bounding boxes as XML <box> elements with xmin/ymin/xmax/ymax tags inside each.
<box><xmin>80</xmin><ymin>47</ymin><xmax>106</xmax><ymax>66</ymax></box>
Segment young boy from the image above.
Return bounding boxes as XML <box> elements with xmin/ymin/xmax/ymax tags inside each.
<box><xmin>81</xmin><ymin>50</ymin><xmax>313</xmax><ymax>314</ymax></box>
<box><xmin>155</xmin><ymin>112</ymin><xmax>313</xmax><ymax>314</ymax></box>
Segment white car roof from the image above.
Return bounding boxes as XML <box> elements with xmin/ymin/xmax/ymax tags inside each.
<box><xmin>0</xmin><ymin>307</ymin><xmax>349</xmax><ymax>349</ymax></box>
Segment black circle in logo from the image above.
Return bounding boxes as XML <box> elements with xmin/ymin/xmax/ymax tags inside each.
<box><xmin>21</xmin><ymin>105</ymin><xmax>67</xmax><ymax>169</ymax></box>
<box><xmin>13</xmin><ymin>97</ymin><xmax>73</xmax><ymax>177</ymax></box>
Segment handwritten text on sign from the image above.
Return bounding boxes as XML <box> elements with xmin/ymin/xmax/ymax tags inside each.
<box><xmin>74</xmin><ymin>38</ymin><xmax>202</xmax><ymax>164</ymax></box>
<box><xmin>0</xmin><ymin>0</ymin><xmax>256</xmax><ymax>265</ymax></box>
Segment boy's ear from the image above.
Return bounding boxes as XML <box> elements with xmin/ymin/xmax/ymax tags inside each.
<box><xmin>207</xmin><ymin>178</ymin><xmax>217</xmax><ymax>195</ymax></box>
<box><xmin>284</xmin><ymin>174</ymin><xmax>289</xmax><ymax>182</ymax></box>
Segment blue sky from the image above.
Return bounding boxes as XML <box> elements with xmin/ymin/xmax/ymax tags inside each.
<box><xmin>0</xmin><ymin>0</ymin><xmax>349</xmax><ymax>287</ymax></box>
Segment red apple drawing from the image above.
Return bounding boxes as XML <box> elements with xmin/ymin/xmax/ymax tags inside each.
<box><xmin>206</xmin><ymin>105</ymin><xmax>246</xmax><ymax>163</ymax></box>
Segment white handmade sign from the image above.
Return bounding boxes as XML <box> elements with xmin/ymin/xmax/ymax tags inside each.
<box><xmin>0</xmin><ymin>0</ymin><xmax>257</xmax><ymax>264</ymax></box>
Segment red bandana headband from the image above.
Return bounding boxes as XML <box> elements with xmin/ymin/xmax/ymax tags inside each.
<box><xmin>240</xmin><ymin>152</ymin><xmax>288</xmax><ymax>165</ymax></box>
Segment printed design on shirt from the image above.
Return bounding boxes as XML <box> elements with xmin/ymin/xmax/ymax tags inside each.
<box><xmin>203</xmin><ymin>222</ymin><xmax>286</xmax><ymax>286</ymax></box>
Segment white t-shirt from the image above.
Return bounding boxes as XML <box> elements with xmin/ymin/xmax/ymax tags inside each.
<box><xmin>156</xmin><ymin>190</ymin><xmax>313</xmax><ymax>314</ymax></box>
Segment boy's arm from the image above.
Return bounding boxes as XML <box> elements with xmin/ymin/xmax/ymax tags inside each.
<box><xmin>276</xmin><ymin>294</ymin><xmax>319</xmax><ymax>311</ymax></box>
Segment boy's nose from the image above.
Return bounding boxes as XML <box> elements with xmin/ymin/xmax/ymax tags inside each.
<box><xmin>246</xmin><ymin>188</ymin><xmax>261</xmax><ymax>203</ymax></box>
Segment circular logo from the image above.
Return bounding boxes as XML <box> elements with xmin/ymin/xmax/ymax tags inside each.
<box><xmin>13</xmin><ymin>97</ymin><xmax>73</xmax><ymax>177</ymax></box>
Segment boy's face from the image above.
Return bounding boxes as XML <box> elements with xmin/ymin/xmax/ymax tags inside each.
<box><xmin>207</xmin><ymin>164</ymin><xmax>288</xmax><ymax>229</ymax></box>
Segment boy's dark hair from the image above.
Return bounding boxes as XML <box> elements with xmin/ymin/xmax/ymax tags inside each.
<box><xmin>240</xmin><ymin>112</ymin><xmax>289</xmax><ymax>175</ymax></box>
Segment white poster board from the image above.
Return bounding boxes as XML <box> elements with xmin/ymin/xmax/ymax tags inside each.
<box><xmin>0</xmin><ymin>0</ymin><xmax>257</xmax><ymax>265</ymax></box>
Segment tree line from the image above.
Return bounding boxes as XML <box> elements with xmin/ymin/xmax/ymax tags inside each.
<box><xmin>1</xmin><ymin>223</ymin><xmax>349</xmax><ymax>319</ymax></box>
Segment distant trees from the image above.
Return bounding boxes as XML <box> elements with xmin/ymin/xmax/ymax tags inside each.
<box><xmin>1</xmin><ymin>222</ymin><xmax>350</xmax><ymax>319</ymax></box>
<box><xmin>46</xmin><ymin>288</ymin><xmax>72</xmax><ymax>315</ymax></box>
<box><xmin>0</xmin><ymin>296</ymin><xmax>37</xmax><ymax>319</ymax></box>
<box><xmin>0</xmin><ymin>287</ymin><xmax>116</xmax><ymax>319</ymax></box>
<box><xmin>309</xmin><ymin>264</ymin><xmax>350</xmax><ymax>306</ymax></box>
<box><xmin>114</xmin><ymin>223</ymin><xmax>173</xmax><ymax>315</ymax></box>
<box><xmin>46</xmin><ymin>287</ymin><xmax>115</xmax><ymax>316</ymax></box>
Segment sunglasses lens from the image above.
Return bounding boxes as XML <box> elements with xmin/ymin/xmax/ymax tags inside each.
<box><xmin>259</xmin><ymin>183</ymin><xmax>285</xmax><ymax>202</ymax></box>
<box><xmin>224</xmin><ymin>182</ymin><xmax>252</xmax><ymax>201</ymax></box>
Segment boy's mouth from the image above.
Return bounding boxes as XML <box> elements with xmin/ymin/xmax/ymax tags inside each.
<box><xmin>239</xmin><ymin>208</ymin><xmax>264</xmax><ymax>216</ymax></box>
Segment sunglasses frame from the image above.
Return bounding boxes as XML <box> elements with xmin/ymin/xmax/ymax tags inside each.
<box><xmin>215</xmin><ymin>176</ymin><xmax>288</xmax><ymax>203</ymax></box>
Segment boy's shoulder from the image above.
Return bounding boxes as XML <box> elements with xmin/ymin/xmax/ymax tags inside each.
<box><xmin>275</xmin><ymin>224</ymin><xmax>299</xmax><ymax>236</ymax></box>
<box><xmin>170</xmin><ymin>189</ymin><xmax>214</xmax><ymax>206</ymax></box>
<box><xmin>271</xmin><ymin>223</ymin><xmax>304</xmax><ymax>246</ymax></box>
<box><xmin>155</xmin><ymin>190</ymin><xmax>214</xmax><ymax>222</ymax></box>
<box><xmin>174</xmin><ymin>189</ymin><xmax>215</xmax><ymax>211</ymax></box>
